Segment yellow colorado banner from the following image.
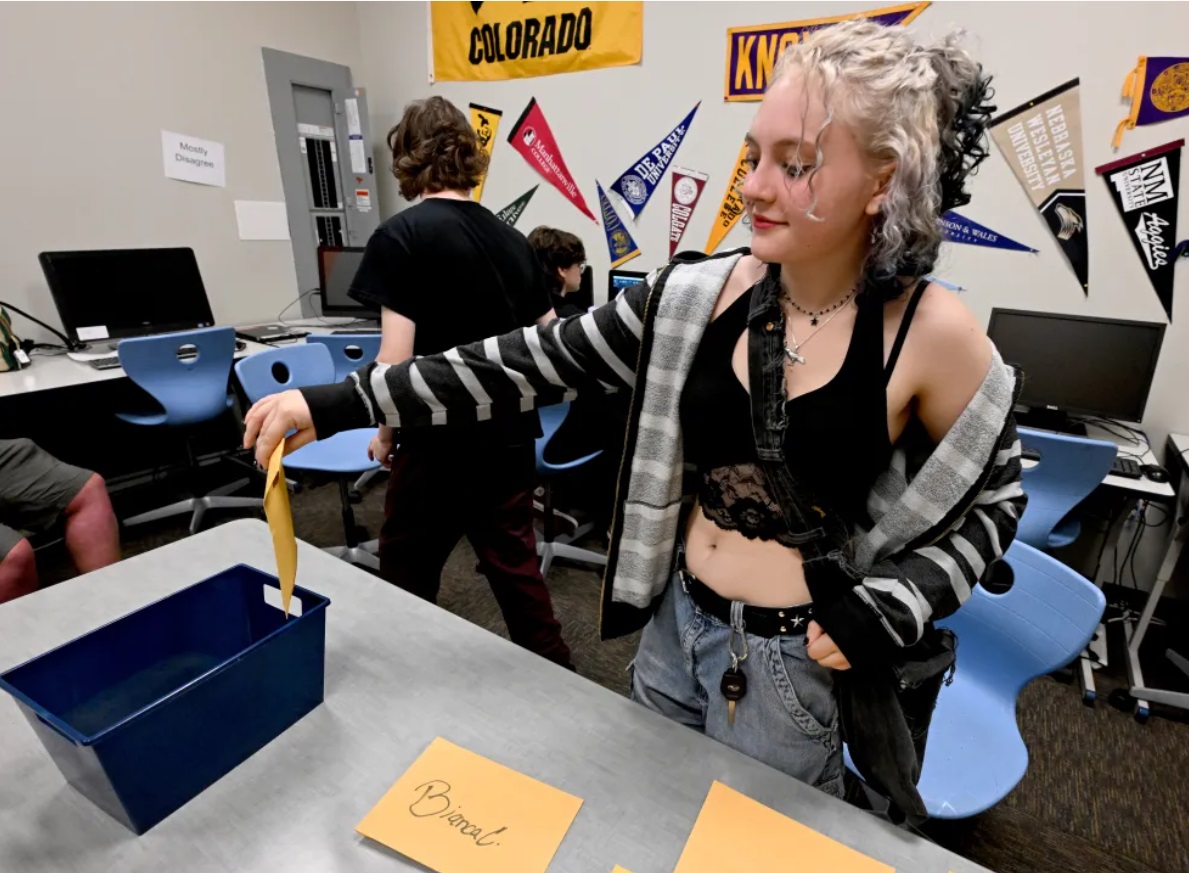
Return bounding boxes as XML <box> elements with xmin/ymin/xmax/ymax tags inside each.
<box><xmin>431</xmin><ymin>2</ymin><xmax>643</xmax><ymax>83</ymax></box>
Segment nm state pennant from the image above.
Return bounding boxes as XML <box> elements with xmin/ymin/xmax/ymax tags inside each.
<box><xmin>1096</xmin><ymin>140</ymin><xmax>1184</xmax><ymax>320</ymax></box>
<box><xmin>989</xmin><ymin>79</ymin><xmax>1090</xmax><ymax>293</ymax></box>
<box><xmin>610</xmin><ymin>103</ymin><xmax>699</xmax><ymax>219</ymax></box>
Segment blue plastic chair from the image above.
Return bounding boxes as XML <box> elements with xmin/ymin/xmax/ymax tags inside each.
<box><xmin>235</xmin><ymin>344</ymin><xmax>381</xmax><ymax>568</ymax></box>
<box><xmin>305</xmin><ymin>333</ymin><xmax>386</xmax><ymax>495</ymax></box>
<box><xmin>117</xmin><ymin>327</ymin><xmax>262</xmax><ymax>534</ymax></box>
<box><xmin>845</xmin><ymin>541</ymin><xmax>1105</xmax><ymax>819</ymax></box>
<box><xmin>305</xmin><ymin>333</ymin><xmax>382</xmax><ymax>383</ymax></box>
<box><xmin>1017</xmin><ymin>428</ymin><xmax>1117</xmax><ymax>549</ymax></box>
<box><xmin>535</xmin><ymin>401</ymin><xmax>608</xmax><ymax>577</ymax></box>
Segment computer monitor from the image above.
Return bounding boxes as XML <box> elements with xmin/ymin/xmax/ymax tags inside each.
<box><xmin>609</xmin><ymin>269</ymin><xmax>648</xmax><ymax>299</ymax></box>
<box><xmin>318</xmin><ymin>246</ymin><xmax>377</xmax><ymax>318</ymax></box>
<box><xmin>39</xmin><ymin>248</ymin><xmax>216</xmax><ymax>348</ymax></box>
<box><xmin>987</xmin><ymin>308</ymin><xmax>1165</xmax><ymax>431</ymax></box>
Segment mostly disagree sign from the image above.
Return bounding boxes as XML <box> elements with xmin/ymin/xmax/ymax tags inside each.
<box><xmin>431</xmin><ymin>2</ymin><xmax>642</xmax><ymax>83</ymax></box>
<box><xmin>724</xmin><ymin>3</ymin><xmax>930</xmax><ymax>101</ymax></box>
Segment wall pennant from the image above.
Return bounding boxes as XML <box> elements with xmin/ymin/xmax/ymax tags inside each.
<box><xmin>469</xmin><ymin>103</ymin><xmax>502</xmax><ymax>202</ymax></box>
<box><xmin>940</xmin><ymin>211</ymin><xmax>1038</xmax><ymax>252</ymax></box>
<box><xmin>989</xmin><ymin>79</ymin><xmax>1090</xmax><ymax>293</ymax></box>
<box><xmin>597</xmin><ymin>180</ymin><xmax>641</xmax><ymax>268</ymax></box>
<box><xmin>494</xmin><ymin>185</ymin><xmax>538</xmax><ymax>227</ymax></box>
<box><xmin>507</xmin><ymin>98</ymin><xmax>596</xmax><ymax>222</ymax></box>
<box><xmin>1114</xmin><ymin>57</ymin><xmax>1189</xmax><ymax>149</ymax></box>
<box><xmin>609</xmin><ymin>103</ymin><xmax>699</xmax><ymax>219</ymax></box>
<box><xmin>1096</xmin><ymin>139</ymin><xmax>1184</xmax><ymax>320</ymax></box>
<box><xmin>704</xmin><ymin>143</ymin><xmax>750</xmax><ymax>254</ymax></box>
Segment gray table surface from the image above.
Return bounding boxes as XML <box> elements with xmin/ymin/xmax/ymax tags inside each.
<box><xmin>0</xmin><ymin>519</ymin><xmax>989</xmax><ymax>873</ymax></box>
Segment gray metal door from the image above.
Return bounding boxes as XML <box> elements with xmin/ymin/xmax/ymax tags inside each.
<box><xmin>262</xmin><ymin>49</ymin><xmax>379</xmax><ymax>317</ymax></box>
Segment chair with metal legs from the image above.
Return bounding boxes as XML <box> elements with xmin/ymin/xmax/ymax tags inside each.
<box><xmin>534</xmin><ymin>401</ymin><xmax>608</xmax><ymax>578</ymax></box>
<box><xmin>234</xmin><ymin>343</ymin><xmax>381</xmax><ymax>569</ymax></box>
<box><xmin>116</xmin><ymin>327</ymin><xmax>262</xmax><ymax>534</ymax></box>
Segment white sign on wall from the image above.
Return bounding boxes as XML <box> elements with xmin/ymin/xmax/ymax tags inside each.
<box><xmin>161</xmin><ymin>130</ymin><xmax>226</xmax><ymax>188</ymax></box>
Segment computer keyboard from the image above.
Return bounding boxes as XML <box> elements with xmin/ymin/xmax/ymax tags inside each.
<box><xmin>1110</xmin><ymin>456</ymin><xmax>1143</xmax><ymax>479</ymax></box>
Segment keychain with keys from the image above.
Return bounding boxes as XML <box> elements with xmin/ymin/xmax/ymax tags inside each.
<box><xmin>722</xmin><ymin>618</ymin><xmax>749</xmax><ymax>727</ymax></box>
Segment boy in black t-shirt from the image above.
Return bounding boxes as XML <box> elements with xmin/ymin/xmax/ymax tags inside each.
<box><xmin>347</xmin><ymin>96</ymin><xmax>572</xmax><ymax>669</ymax></box>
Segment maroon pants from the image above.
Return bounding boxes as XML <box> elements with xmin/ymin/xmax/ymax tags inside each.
<box><xmin>380</xmin><ymin>437</ymin><xmax>573</xmax><ymax>669</ymax></box>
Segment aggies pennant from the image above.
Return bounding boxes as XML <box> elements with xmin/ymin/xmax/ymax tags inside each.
<box><xmin>1096</xmin><ymin>140</ymin><xmax>1184</xmax><ymax>320</ymax></box>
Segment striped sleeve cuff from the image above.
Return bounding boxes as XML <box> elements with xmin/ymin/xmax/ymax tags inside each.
<box><xmin>300</xmin><ymin>380</ymin><xmax>371</xmax><ymax>440</ymax></box>
<box><xmin>804</xmin><ymin>559</ymin><xmax>898</xmax><ymax>672</ymax></box>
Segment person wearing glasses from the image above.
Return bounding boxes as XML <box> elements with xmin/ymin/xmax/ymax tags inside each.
<box><xmin>527</xmin><ymin>226</ymin><xmax>588</xmax><ymax>319</ymax></box>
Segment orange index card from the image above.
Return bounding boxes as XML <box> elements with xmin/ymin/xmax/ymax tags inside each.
<box><xmin>356</xmin><ymin>737</ymin><xmax>583</xmax><ymax>873</ymax></box>
<box><xmin>673</xmin><ymin>781</ymin><xmax>892</xmax><ymax>873</ymax></box>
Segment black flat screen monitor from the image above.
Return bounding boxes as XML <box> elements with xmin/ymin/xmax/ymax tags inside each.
<box><xmin>987</xmin><ymin>308</ymin><xmax>1165</xmax><ymax>429</ymax></box>
<box><xmin>39</xmin><ymin>248</ymin><xmax>216</xmax><ymax>345</ymax></box>
<box><xmin>609</xmin><ymin>269</ymin><xmax>648</xmax><ymax>298</ymax></box>
<box><xmin>318</xmin><ymin>246</ymin><xmax>377</xmax><ymax>317</ymax></box>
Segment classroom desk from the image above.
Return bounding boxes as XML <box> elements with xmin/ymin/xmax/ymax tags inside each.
<box><xmin>0</xmin><ymin>520</ymin><xmax>989</xmax><ymax>873</ymax></box>
<box><xmin>0</xmin><ymin>319</ymin><xmax>366</xmax><ymax>400</ymax></box>
<box><xmin>1021</xmin><ymin>420</ymin><xmax>1175</xmax><ymax>501</ymax></box>
<box><xmin>1122</xmin><ymin>432</ymin><xmax>1189</xmax><ymax>721</ymax></box>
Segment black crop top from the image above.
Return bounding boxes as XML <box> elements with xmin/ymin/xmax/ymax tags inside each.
<box><xmin>680</xmin><ymin>278</ymin><xmax>924</xmax><ymax>546</ymax></box>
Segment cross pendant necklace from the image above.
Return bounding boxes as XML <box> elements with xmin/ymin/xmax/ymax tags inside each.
<box><xmin>781</xmin><ymin>287</ymin><xmax>858</xmax><ymax>366</ymax></box>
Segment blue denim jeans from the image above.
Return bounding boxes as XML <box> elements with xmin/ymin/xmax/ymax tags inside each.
<box><xmin>629</xmin><ymin>573</ymin><xmax>845</xmax><ymax>798</ymax></box>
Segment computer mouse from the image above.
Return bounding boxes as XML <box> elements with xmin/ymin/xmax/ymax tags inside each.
<box><xmin>234</xmin><ymin>339</ymin><xmax>247</xmax><ymax>352</ymax></box>
<box><xmin>1142</xmin><ymin>464</ymin><xmax>1169</xmax><ymax>483</ymax></box>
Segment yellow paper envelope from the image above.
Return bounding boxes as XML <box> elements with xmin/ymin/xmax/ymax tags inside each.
<box><xmin>264</xmin><ymin>441</ymin><xmax>297</xmax><ymax>616</ymax></box>
<box><xmin>673</xmin><ymin>781</ymin><xmax>892</xmax><ymax>873</ymax></box>
<box><xmin>611</xmin><ymin>867</ymin><xmax>637</xmax><ymax>872</ymax></box>
<box><xmin>357</xmin><ymin>737</ymin><xmax>583</xmax><ymax>873</ymax></box>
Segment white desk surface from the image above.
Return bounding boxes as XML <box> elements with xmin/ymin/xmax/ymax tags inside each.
<box><xmin>1021</xmin><ymin>422</ymin><xmax>1175</xmax><ymax>500</ymax></box>
<box><xmin>0</xmin><ymin>320</ymin><xmax>356</xmax><ymax>400</ymax></box>
<box><xmin>0</xmin><ymin>520</ymin><xmax>989</xmax><ymax>873</ymax></box>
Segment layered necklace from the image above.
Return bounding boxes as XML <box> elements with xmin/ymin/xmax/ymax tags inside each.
<box><xmin>780</xmin><ymin>284</ymin><xmax>859</xmax><ymax>366</ymax></box>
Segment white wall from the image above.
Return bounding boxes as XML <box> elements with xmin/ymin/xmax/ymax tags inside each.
<box><xmin>356</xmin><ymin>0</ymin><xmax>1188</xmax><ymax>450</ymax></box>
<box><xmin>0</xmin><ymin>2</ymin><xmax>365</xmax><ymax>334</ymax></box>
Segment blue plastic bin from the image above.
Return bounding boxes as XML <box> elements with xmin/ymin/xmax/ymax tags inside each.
<box><xmin>0</xmin><ymin>564</ymin><xmax>329</xmax><ymax>834</ymax></box>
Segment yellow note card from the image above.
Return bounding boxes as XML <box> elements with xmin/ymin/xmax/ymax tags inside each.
<box><xmin>357</xmin><ymin>737</ymin><xmax>583</xmax><ymax>873</ymax></box>
<box><xmin>264</xmin><ymin>441</ymin><xmax>297</xmax><ymax>616</ymax></box>
<box><xmin>612</xmin><ymin>867</ymin><xmax>637</xmax><ymax>872</ymax></box>
<box><xmin>674</xmin><ymin>782</ymin><xmax>892</xmax><ymax>873</ymax></box>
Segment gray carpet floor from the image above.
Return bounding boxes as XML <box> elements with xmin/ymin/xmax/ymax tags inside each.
<box><xmin>42</xmin><ymin>475</ymin><xmax>1189</xmax><ymax>873</ymax></box>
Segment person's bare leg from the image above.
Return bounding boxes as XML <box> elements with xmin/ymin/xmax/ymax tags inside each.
<box><xmin>62</xmin><ymin>474</ymin><xmax>121</xmax><ymax>573</ymax></box>
<box><xmin>0</xmin><ymin>538</ymin><xmax>38</xmax><ymax>604</ymax></box>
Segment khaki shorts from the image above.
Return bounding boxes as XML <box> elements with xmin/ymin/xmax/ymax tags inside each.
<box><xmin>0</xmin><ymin>439</ymin><xmax>93</xmax><ymax>560</ymax></box>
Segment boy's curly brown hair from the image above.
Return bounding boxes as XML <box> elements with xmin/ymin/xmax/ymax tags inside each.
<box><xmin>387</xmin><ymin>97</ymin><xmax>489</xmax><ymax>201</ymax></box>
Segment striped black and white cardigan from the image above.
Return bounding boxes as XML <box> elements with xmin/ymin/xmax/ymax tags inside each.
<box><xmin>302</xmin><ymin>249</ymin><xmax>1027</xmax><ymax>644</ymax></box>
